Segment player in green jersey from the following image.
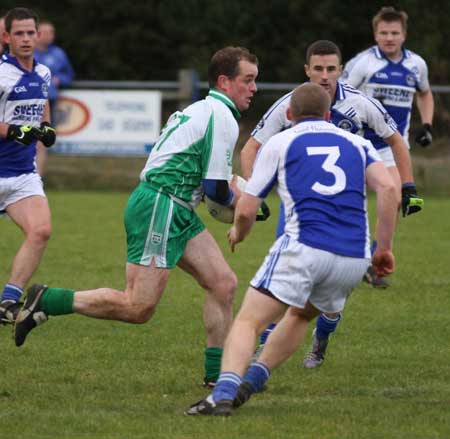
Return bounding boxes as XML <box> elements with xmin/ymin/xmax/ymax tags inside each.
<box><xmin>14</xmin><ymin>47</ymin><xmax>259</xmax><ymax>387</ymax></box>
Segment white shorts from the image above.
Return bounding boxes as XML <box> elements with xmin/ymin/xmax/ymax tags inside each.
<box><xmin>377</xmin><ymin>146</ymin><xmax>396</xmax><ymax>168</ymax></box>
<box><xmin>250</xmin><ymin>235</ymin><xmax>370</xmax><ymax>313</ymax></box>
<box><xmin>0</xmin><ymin>173</ymin><xmax>46</xmax><ymax>215</ymax></box>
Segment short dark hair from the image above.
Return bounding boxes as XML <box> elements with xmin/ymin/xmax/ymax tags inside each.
<box><xmin>372</xmin><ymin>6</ymin><xmax>408</xmax><ymax>33</ymax></box>
<box><xmin>290</xmin><ymin>83</ymin><xmax>330</xmax><ymax>121</ymax></box>
<box><xmin>306</xmin><ymin>40</ymin><xmax>342</xmax><ymax>64</ymax></box>
<box><xmin>208</xmin><ymin>46</ymin><xmax>258</xmax><ymax>88</ymax></box>
<box><xmin>4</xmin><ymin>7</ymin><xmax>38</xmax><ymax>33</ymax></box>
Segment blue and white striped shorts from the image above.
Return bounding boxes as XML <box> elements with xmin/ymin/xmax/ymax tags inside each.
<box><xmin>250</xmin><ymin>235</ymin><xmax>370</xmax><ymax>313</ymax></box>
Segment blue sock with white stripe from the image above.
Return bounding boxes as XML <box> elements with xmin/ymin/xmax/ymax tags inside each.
<box><xmin>212</xmin><ymin>372</ymin><xmax>242</xmax><ymax>402</ymax></box>
<box><xmin>242</xmin><ymin>362</ymin><xmax>270</xmax><ymax>393</ymax></box>
<box><xmin>260</xmin><ymin>322</ymin><xmax>277</xmax><ymax>345</ymax></box>
<box><xmin>1</xmin><ymin>283</ymin><xmax>23</xmax><ymax>302</ymax></box>
<box><xmin>316</xmin><ymin>313</ymin><xmax>341</xmax><ymax>341</ymax></box>
<box><xmin>371</xmin><ymin>240</ymin><xmax>377</xmax><ymax>256</ymax></box>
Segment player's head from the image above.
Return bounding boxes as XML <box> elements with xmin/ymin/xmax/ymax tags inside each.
<box><xmin>208</xmin><ymin>46</ymin><xmax>259</xmax><ymax>112</ymax></box>
<box><xmin>4</xmin><ymin>8</ymin><xmax>39</xmax><ymax>60</ymax></box>
<box><xmin>372</xmin><ymin>7</ymin><xmax>407</xmax><ymax>59</ymax></box>
<box><xmin>289</xmin><ymin>83</ymin><xmax>331</xmax><ymax>124</ymax></box>
<box><xmin>37</xmin><ymin>20</ymin><xmax>55</xmax><ymax>48</ymax></box>
<box><xmin>4</xmin><ymin>7</ymin><xmax>38</xmax><ymax>33</ymax></box>
<box><xmin>304</xmin><ymin>40</ymin><xmax>342</xmax><ymax>101</ymax></box>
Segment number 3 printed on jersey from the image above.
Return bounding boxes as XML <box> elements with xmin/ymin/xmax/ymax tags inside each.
<box><xmin>306</xmin><ymin>146</ymin><xmax>346</xmax><ymax>195</ymax></box>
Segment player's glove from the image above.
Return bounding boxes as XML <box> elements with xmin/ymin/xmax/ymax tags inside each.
<box><xmin>401</xmin><ymin>183</ymin><xmax>424</xmax><ymax>217</ymax></box>
<box><xmin>37</xmin><ymin>121</ymin><xmax>56</xmax><ymax>147</ymax></box>
<box><xmin>256</xmin><ymin>201</ymin><xmax>271</xmax><ymax>221</ymax></box>
<box><xmin>6</xmin><ymin>124</ymin><xmax>42</xmax><ymax>146</ymax></box>
<box><xmin>415</xmin><ymin>123</ymin><xmax>432</xmax><ymax>147</ymax></box>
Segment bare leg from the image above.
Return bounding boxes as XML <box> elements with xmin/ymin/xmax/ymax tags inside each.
<box><xmin>6</xmin><ymin>196</ymin><xmax>52</xmax><ymax>289</ymax></box>
<box><xmin>220</xmin><ymin>288</ymin><xmax>287</xmax><ymax>376</ymax></box>
<box><xmin>73</xmin><ymin>261</ymin><xmax>170</xmax><ymax>323</ymax></box>
<box><xmin>178</xmin><ymin>229</ymin><xmax>237</xmax><ymax>347</ymax></box>
<box><xmin>259</xmin><ymin>301</ymin><xmax>321</xmax><ymax>370</ymax></box>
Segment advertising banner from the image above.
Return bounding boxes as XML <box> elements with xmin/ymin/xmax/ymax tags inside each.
<box><xmin>52</xmin><ymin>90</ymin><xmax>162</xmax><ymax>156</ymax></box>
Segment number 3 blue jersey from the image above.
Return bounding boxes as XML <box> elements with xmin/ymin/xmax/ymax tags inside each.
<box><xmin>245</xmin><ymin>119</ymin><xmax>381</xmax><ymax>258</ymax></box>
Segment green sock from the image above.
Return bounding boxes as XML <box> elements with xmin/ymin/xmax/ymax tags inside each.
<box><xmin>41</xmin><ymin>288</ymin><xmax>75</xmax><ymax>316</ymax></box>
<box><xmin>204</xmin><ymin>347</ymin><xmax>223</xmax><ymax>382</ymax></box>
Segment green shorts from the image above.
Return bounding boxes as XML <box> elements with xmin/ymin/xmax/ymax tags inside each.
<box><xmin>124</xmin><ymin>182</ymin><xmax>205</xmax><ymax>268</ymax></box>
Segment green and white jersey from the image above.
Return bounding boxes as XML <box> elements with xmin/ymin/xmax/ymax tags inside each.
<box><xmin>140</xmin><ymin>89</ymin><xmax>240</xmax><ymax>208</ymax></box>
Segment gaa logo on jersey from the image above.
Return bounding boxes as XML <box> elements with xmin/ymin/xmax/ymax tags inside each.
<box><xmin>337</xmin><ymin>119</ymin><xmax>354</xmax><ymax>131</ymax></box>
<box><xmin>406</xmin><ymin>74</ymin><xmax>416</xmax><ymax>87</ymax></box>
<box><xmin>41</xmin><ymin>83</ymin><xmax>49</xmax><ymax>98</ymax></box>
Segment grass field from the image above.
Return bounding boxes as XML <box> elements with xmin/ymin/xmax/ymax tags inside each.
<box><xmin>1</xmin><ymin>190</ymin><xmax>450</xmax><ymax>439</ymax></box>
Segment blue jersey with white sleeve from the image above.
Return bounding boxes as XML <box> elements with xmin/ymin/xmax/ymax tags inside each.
<box><xmin>342</xmin><ymin>46</ymin><xmax>430</xmax><ymax>147</ymax></box>
<box><xmin>0</xmin><ymin>52</ymin><xmax>51</xmax><ymax>177</ymax></box>
<box><xmin>252</xmin><ymin>81</ymin><xmax>397</xmax><ymax>151</ymax></box>
<box><xmin>246</xmin><ymin>119</ymin><xmax>381</xmax><ymax>258</ymax></box>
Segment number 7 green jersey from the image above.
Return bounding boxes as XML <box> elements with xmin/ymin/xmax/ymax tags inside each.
<box><xmin>140</xmin><ymin>89</ymin><xmax>241</xmax><ymax>208</ymax></box>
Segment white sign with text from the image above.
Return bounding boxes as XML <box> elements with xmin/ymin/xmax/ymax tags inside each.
<box><xmin>53</xmin><ymin>90</ymin><xmax>162</xmax><ymax>156</ymax></box>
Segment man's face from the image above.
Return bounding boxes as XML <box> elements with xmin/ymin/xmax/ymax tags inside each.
<box><xmin>38</xmin><ymin>23</ymin><xmax>55</xmax><ymax>47</ymax></box>
<box><xmin>222</xmin><ymin>60</ymin><xmax>258</xmax><ymax>112</ymax></box>
<box><xmin>4</xmin><ymin>19</ymin><xmax>38</xmax><ymax>59</ymax></box>
<box><xmin>374</xmin><ymin>20</ymin><xmax>406</xmax><ymax>60</ymax></box>
<box><xmin>304</xmin><ymin>54</ymin><xmax>342</xmax><ymax>100</ymax></box>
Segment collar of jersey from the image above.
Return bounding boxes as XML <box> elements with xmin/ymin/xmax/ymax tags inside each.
<box><xmin>373</xmin><ymin>45</ymin><xmax>409</xmax><ymax>63</ymax></box>
<box><xmin>2</xmin><ymin>52</ymin><xmax>37</xmax><ymax>73</ymax></box>
<box><xmin>208</xmin><ymin>88</ymin><xmax>241</xmax><ymax>120</ymax></box>
<box><xmin>332</xmin><ymin>81</ymin><xmax>345</xmax><ymax>104</ymax></box>
<box><xmin>296</xmin><ymin>117</ymin><xmax>326</xmax><ymax>125</ymax></box>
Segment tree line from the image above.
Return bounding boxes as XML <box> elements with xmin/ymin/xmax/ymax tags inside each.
<box><xmin>2</xmin><ymin>0</ymin><xmax>450</xmax><ymax>84</ymax></box>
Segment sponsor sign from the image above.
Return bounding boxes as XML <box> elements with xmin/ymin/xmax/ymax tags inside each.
<box><xmin>52</xmin><ymin>90</ymin><xmax>161</xmax><ymax>156</ymax></box>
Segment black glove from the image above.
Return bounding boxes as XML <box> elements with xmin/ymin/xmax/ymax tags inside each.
<box><xmin>256</xmin><ymin>201</ymin><xmax>271</xmax><ymax>221</ymax></box>
<box><xmin>415</xmin><ymin>123</ymin><xmax>432</xmax><ymax>147</ymax></box>
<box><xmin>401</xmin><ymin>183</ymin><xmax>424</xmax><ymax>217</ymax></box>
<box><xmin>37</xmin><ymin>121</ymin><xmax>56</xmax><ymax>147</ymax></box>
<box><xmin>6</xmin><ymin>124</ymin><xmax>42</xmax><ymax>146</ymax></box>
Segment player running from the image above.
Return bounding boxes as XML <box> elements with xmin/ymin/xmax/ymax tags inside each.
<box><xmin>240</xmin><ymin>40</ymin><xmax>422</xmax><ymax>369</ymax></box>
<box><xmin>0</xmin><ymin>7</ymin><xmax>56</xmax><ymax>329</ymax></box>
<box><xmin>186</xmin><ymin>83</ymin><xmax>397</xmax><ymax>416</ymax></box>
<box><xmin>13</xmin><ymin>46</ymin><xmax>259</xmax><ymax>387</ymax></box>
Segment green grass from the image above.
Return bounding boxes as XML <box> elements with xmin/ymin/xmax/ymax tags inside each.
<box><xmin>1</xmin><ymin>191</ymin><xmax>450</xmax><ymax>439</ymax></box>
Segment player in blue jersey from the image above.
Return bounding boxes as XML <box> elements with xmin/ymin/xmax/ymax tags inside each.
<box><xmin>0</xmin><ymin>8</ymin><xmax>56</xmax><ymax>328</ymax></box>
<box><xmin>342</xmin><ymin>7</ymin><xmax>434</xmax><ymax>149</ymax></box>
<box><xmin>185</xmin><ymin>82</ymin><xmax>398</xmax><ymax>416</ymax></box>
<box><xmin>241</xmin><ymin>39</ymin><xmax>421</xmax><ymax>369</ymax></box>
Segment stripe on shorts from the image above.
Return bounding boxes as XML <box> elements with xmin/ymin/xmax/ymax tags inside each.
<box><xmin>262</xmin><ymin>234</ymin><xmax>290</xmax><ymax>290</ymax></box>
<box><xmin>140</xmin><ymin>189</ymin><xmax>173</xmax><ymax>266</ymax></box>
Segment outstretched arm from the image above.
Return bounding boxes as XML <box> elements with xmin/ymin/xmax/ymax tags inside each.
<box><xmin>240</xmin><ymin>137</ymin><xmax>262</xmax><ymax>180</ymax></box>
<box><xmin>366</xmin><ymin>161</ymin><xmax>397</xmax><ymax>276</ymax></box>
<box><xmin>227</xmin><ymin>193</ymin><xmax>261</xmax><ymax>252</ymax></box>
<box><xmin>414</xmin><ymin>89</ymin><xmax>434</xmax><ymax>147</ymax></box>
<box><xmin>384</xmin><ymin>131</ymin><xmax>414</xmax><ymax>184</ymax></box>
